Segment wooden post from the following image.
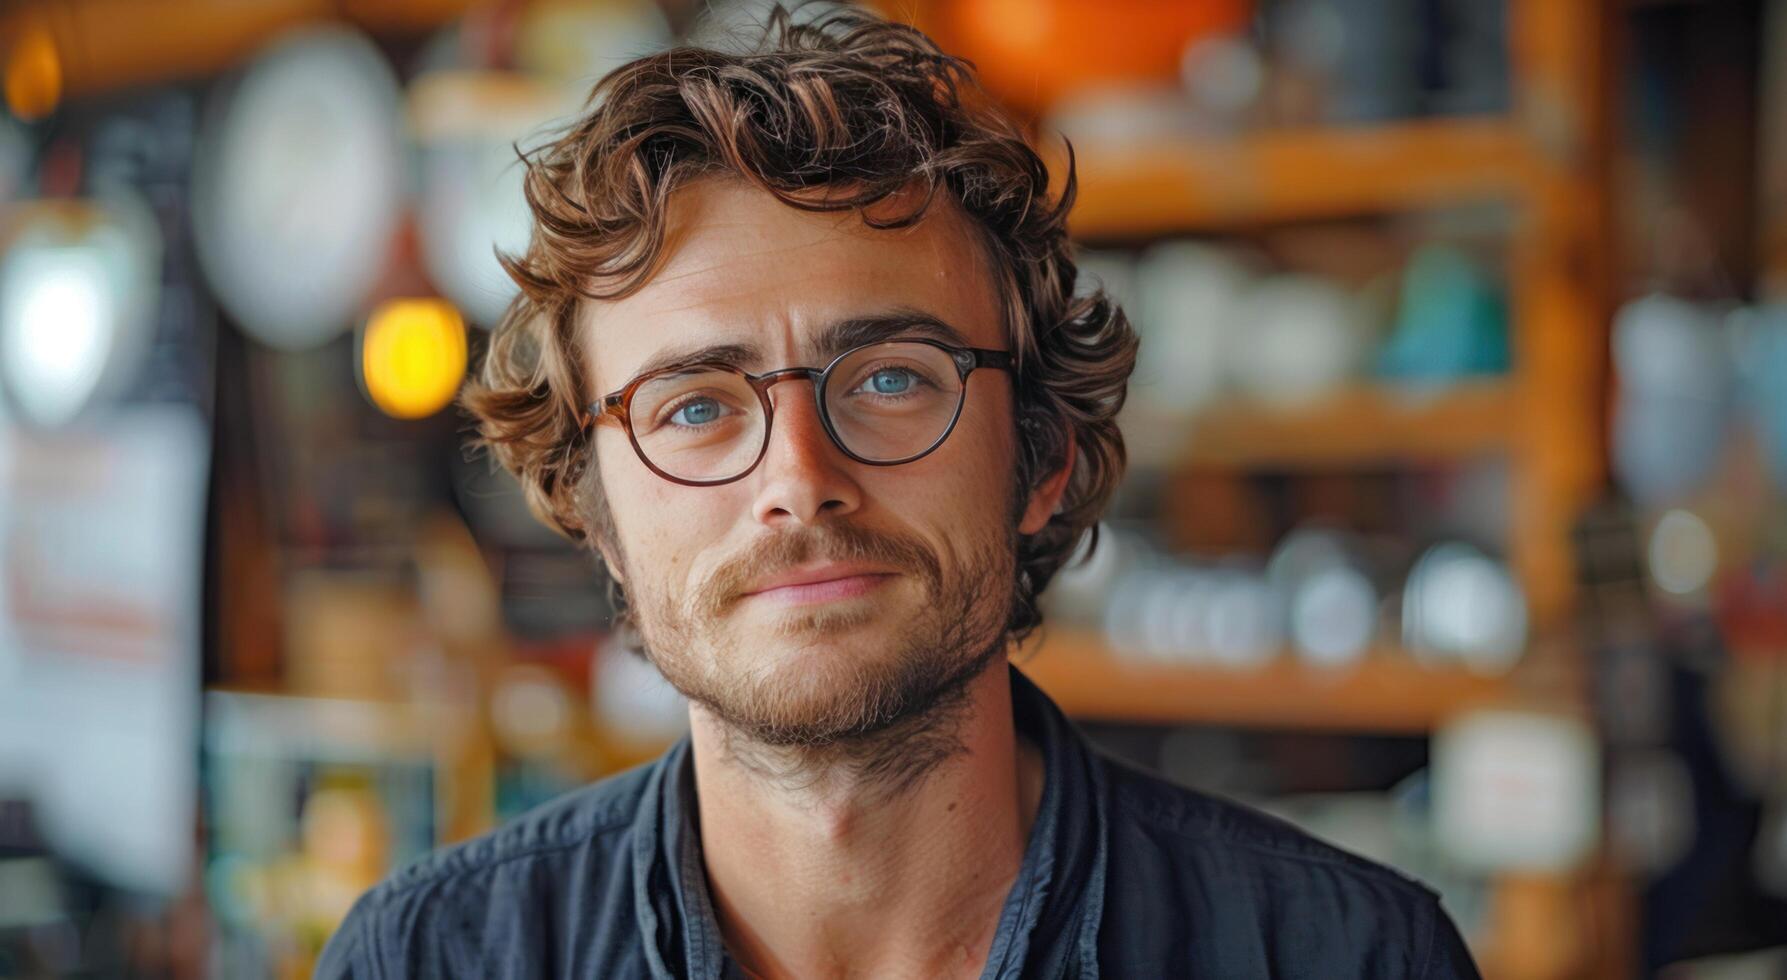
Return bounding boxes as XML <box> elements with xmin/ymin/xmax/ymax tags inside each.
<box><xmin>1507</xmin><ymin>0</ymin><xmax>1617</xmax><ymax>629</ymax></box>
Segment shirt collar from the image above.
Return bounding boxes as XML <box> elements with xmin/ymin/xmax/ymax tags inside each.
<box><xmin>630</xmin><ymin>663</ymin><xmax>1109</xmax><ymax>980</ymax></box>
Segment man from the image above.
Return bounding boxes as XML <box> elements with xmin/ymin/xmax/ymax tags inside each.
<box><xmin>319</xmin><ymin>7</ymin><xmax>1479</xmax><ymax>978</ymax></box>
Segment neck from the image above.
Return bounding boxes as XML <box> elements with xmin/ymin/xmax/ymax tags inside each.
<box><xmin>688</xmin><ymin>657</ymin><xmax>1046</xmax><ymax>980</ymax></box>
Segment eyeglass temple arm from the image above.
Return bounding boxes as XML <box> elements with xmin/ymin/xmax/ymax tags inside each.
<box><xmin>971</xmin><ymin>348</ymin><xmax>1014</xmax><ymax>372</ymax></box>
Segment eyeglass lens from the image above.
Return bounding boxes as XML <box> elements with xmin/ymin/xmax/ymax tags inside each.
<box><xmin>626</xmin><ymin>341</ymin><xmax>966</xmax><ymax>482</ymax></box>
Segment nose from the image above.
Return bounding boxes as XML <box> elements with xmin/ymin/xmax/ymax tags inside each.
<box><xmin>749</xmin><ymin>377</ymin><xmax>862</xmax><ymax>526</ymax></box>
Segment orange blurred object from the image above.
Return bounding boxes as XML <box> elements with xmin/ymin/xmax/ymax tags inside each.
<box><xmin>3</xmin><ymin>18</ymin><xmax>61</xmax><ymax>120</ymax></box>
<box><xmin>0</xmin><ymin>0</ymin><xmax>476</xmax><ymax>109</ymax></box>
<box><xmin>939</xmin><ymin>0</ymin><xmax>1252</xmax><ymax>112</ymax></box>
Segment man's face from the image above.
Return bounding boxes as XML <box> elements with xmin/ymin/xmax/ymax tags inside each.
<box><xmin>582</xmin><ymin>179</ymin><xmax>1052</xmax><ymax>747</ymax></box>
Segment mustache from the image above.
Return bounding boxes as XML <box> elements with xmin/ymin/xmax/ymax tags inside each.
<box><xmin>692</xmin><ymin>523</ymin><xmax>944</xmax><ymax>619</ymax></box>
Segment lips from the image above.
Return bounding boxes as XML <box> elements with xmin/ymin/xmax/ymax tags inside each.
<box><xmin>746</xmin><ymin>557</ymin><xmax>900</xmax><ymax>597</ymax></box>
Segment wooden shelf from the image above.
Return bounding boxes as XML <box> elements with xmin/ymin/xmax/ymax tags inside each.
<box><xmin>1016</xmin><ymin>629</ymin><xmax>1512</xmax><ymax>733</ymax></box>
<box><xmin>1052</xmin><ymin>117</ymin><xmax>1532</xmax><ymax>238</ymax></box>
<box><xmin>1135</xmin><ymin>378</ymin><xmax>1516</xmax><ymax>470</ymax></box>
<box><xmin>204</xmin><ymin>690</ymin><xmax>447</xmax><ymax>762</ymax></box>
<box><xmin>1</xmin><ymin>0</ymin><xmax>478</xmax><ymax>114</ymax></box>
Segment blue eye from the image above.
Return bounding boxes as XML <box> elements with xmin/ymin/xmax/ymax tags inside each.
<box><xmin>863</xmin><ymin>368</ymin><xmax>915</xmax><ymax>395</ymax></box>
<box><xmin>670</xmin><ymin>398</ymin><xmax>722</xmax><ymax>426</ymax></box>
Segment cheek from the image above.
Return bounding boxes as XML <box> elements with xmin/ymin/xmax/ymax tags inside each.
<box><xmin>596</xmin><ymin>436</ymin><xmax>726</xmax><ymax>585</ymax></box>
<box><xmin>875</xmin><ymin>386</ymin><xmax>1018</xmax><ymax>530</ymax></box>
<box><xmin>940</xmin><ymin>379</ymin><xmax>1019</xmax><ymax>500</ymax></box>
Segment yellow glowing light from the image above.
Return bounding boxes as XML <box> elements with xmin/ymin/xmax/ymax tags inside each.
<box><xmin>361</xmin><ymin>298</ymin><xmax>467</xmax><ymax>419</ymax></box>
<box><xmin>4</xmin><ymin>23</ymin><xmax>62</xmax><ymax>121</ymax></box>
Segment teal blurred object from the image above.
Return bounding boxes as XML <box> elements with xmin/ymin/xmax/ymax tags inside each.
<box><xmin>1375</xmin><ymin>245</ymin><xmax>1510</xmax><ymax>382</ymax></box>
<box><xmin>1735</xmin><ymin>304</ymin><xmax>1787</xmax><ymax>488</ymax></box>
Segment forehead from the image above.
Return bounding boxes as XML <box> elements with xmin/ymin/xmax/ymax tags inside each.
<box><xmin>580</xmin><ymin>178</ymin><xmax>1004</xmax><ymax>393</ymax></box>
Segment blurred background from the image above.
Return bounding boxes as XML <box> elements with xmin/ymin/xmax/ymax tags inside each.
<box><xmin>0</xmin><ymin>0</ymin><xmax>1782</xmax><ymax>976</ymax></box>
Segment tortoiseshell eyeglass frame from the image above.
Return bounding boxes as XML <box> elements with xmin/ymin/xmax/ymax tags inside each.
<box><xmin>585</xmin><ymin>337</ymin><xmax>1015</xmax><ymax>487</ymax></box>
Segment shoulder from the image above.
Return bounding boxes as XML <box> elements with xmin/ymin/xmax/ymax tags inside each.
<box><xmin>374</xmin><ymin>757</ymin><xmax>651</xmax><ymax>896</ymax></box>
<box><xmin>314</xmin><ymin>759</ymin><xmax>659</xmax><ymax>979</ymax></box>
<box><xmin>1101</xmin><ymin>749</ymin><xmax>1423</xmax><ymax>886</ymax></box>
<box><xmin>1095</xmin><ymin>752</ymin><xmax>1479</xmax><ymax>979</ymax></box>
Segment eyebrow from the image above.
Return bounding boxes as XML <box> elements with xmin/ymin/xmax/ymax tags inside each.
<box><xmin>618</xmin><ymin>308</ymin><xmax>978</xmax><ymax>388</ymax></box>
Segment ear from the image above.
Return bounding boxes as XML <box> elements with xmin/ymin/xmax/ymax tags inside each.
<box><xmin>1018</xmin><ymin>434</ymin><xmax>1075</xmax><ymax>536</ymax></box>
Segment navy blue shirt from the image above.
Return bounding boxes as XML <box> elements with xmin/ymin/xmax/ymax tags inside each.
<box><xmin>316</xmin><ymin>665</ymin><xmax>1481</xmax><ymax>979</ymax></box>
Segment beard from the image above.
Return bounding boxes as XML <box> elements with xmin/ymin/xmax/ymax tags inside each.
<box><xmin>618</xmin><ymin>516</ymin><xmax>1017</xmax><ymax>755</ymax></box>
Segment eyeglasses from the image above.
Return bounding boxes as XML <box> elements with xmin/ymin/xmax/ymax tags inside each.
<box><xmin>588</xmin><ymin>338</ymin><xmax>1014</xmax><ymax>486</ymax></box>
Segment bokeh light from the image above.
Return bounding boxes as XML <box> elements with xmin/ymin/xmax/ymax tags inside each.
<box><xmin>1648</xmin><ymin>508</ymin><xmax>1718</xmax><ymax>597</ymax></box>
<box><xmin>360</xmin><ymin>298</ymin><xmax>468</xmax><ymax>419</ymax></box>
<box><xmin>3</xmin><ymin>22</ymin><xmax>61</xmax><ymax>121</ymax></box>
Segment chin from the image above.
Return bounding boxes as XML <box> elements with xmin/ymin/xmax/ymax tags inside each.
<box><xmin>663</xmin><ymin>626</ymin><xmax>980</xmax><ymax>746</ymax></box>
<box><xmin>726</xmin><ymin>620</ymin><xmax>912</xmax><ymax>686</ymax></box>
<box><xmin>755</xmin><ymin>601</ymin><xmax>882</xmax><ymax>639</ymax></box>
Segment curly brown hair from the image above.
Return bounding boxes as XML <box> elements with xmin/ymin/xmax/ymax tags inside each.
<box><xmin>460</xmin><ymin>4</ymin><xmax>1137</xmax><ymax>644</ymax></box>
